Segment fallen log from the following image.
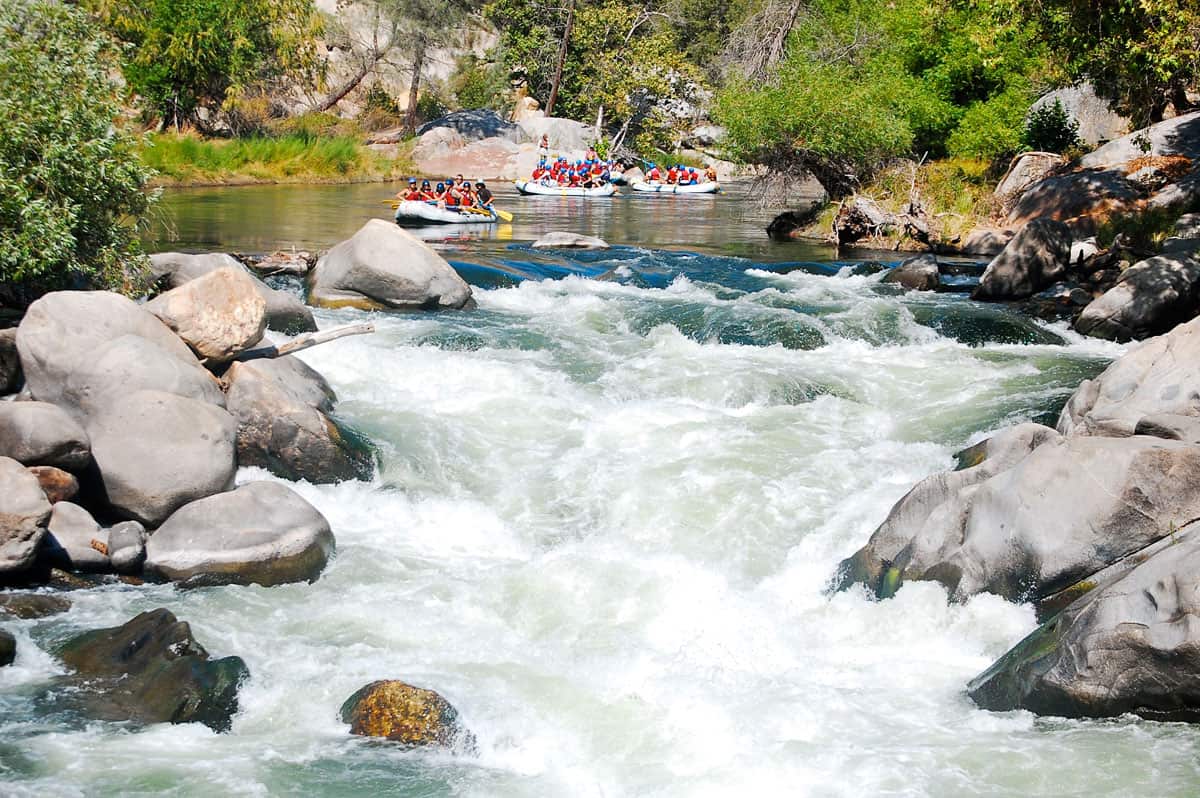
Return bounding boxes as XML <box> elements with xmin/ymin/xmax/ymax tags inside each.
<box><xmin>234</xmin><ymin>323</ymin><xmax>376</xmax><ymax>362</ymax></box>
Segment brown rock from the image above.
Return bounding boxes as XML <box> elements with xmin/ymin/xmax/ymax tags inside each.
<box><xmin>0</xmin><ymin>592</ymin><xmax>71</xmax><ymax>618</ymax></box>
<box><xmin>339</xmin><ymin>680</ymin><xmax>475</xmax><ymax>751</ymax></box>
<box><xmin>26</xmin><ymin>466</ymin><xmax>79</xmax><ymax>504</ymax></box>
<box><xmin>146</xmin><ymin>266</ymin><xmax>267</xmax><ymax>363</ymax></box>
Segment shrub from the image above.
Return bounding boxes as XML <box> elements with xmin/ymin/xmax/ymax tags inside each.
<box><xmin>947</xmin><ymin>87</ymin><xmax>1031</xmax><ymax>161</ymax></box>
<box><xmin>0</xmin><ymin>0</ymin><xmax>154</xmax><ymax>300</ymax></box>
<box><xmin>1022</xmin><ymin>98</ymin><xmax>1080</xmax><ymax>153</ymax></box>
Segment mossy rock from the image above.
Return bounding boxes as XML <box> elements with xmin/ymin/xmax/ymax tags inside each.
<box><xmin>340</xmin><ymin>680</ymin><xmax>475</xmax><ymax>752</ymax></box>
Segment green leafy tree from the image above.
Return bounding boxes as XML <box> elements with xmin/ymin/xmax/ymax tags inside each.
<box><xmin>0</xmin><ymin>0</ymin><xmax>154</xmax><ymax>300</ymax></box>
<box><xmin>86</xmin><ymin>0</ymin><xmax>319</xmax><ymax>130</ymax></box>
<box><xmin>1021</xmin><ymin>98</ymin><xmax>1081</xmax><ymax>154</ymax></box>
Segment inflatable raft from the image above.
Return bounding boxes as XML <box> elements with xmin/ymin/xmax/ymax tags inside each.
<box><xmin>394</xmin><ymin>201</ymin><xmax>498</xmax><ymax>225</ymax></box>
<box><xmin>514</xmin><ymin>180</ymin><xmax>617</xmax><ymax>198</ymax></box>
<box><xmin>630</xmin><ymin>181</ymin><xmax>720</xmax><ymax>194</ymax></box>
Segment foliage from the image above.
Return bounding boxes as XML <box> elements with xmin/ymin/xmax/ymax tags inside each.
<box><xmin>713</xmin><ymin>0</ymin><xmax>1054</xmax><ymax>195</ymax></box>
<box><xmin>1009</xmin><ymin>0</ymin><xmax>1200</xmax><ymax>125</ymax></box>
<box><xmin>140</xmin><ymin>132</ymin><xmax>413</xmax><ymax>186</ymax></box>
<box><xmin>0</xmin><ymin>0</ymin><xmax>154</xmax><ymax>296</ymax></box>
<box><xmin>484</xmin><ymin>0</ymin><xmax>707</xmax><ymax>149</ymax></box>
<box><xmin>450</xmin><ymin>54</ymin><xmax>510</xmax><ymax>110</ymax></box>
<box><xmin>85</xmin><ymin>0</ymin><xmax>320</xmax><ymax>129</ymax></box>
<box><xmin>1021</xmin><ymin>98</ymin><xmax>1080</xmax><ymax>154</ymax></box>
<box><xmin>1096</xmin><ymin>205</ymin><xmax>1194</xmax><ymax>251</ymax></box>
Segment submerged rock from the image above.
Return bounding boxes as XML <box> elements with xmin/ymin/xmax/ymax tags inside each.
<box><xmin>531</xmin><ymin>232</ymin><xmax>610</xmax><ymax>249</ymax></box>
<box><xmin>146</xmin><ymin>266</ymin><xmax>268</xmax><ymax>364</ymax></box>
<box><xmin>883</xmin><ymin>254</ymin><xmax>940</xmax><ymax>291</ymax></box>
<box><xmin>834</xmin><ymin>431</ymin><xmax>1200</xmax><ymax>604</ymax></box>
<box><xmin>0</xmin><ymin>630</ymin><xmax>14</xmax><ymax>667</ymax></box>
<box><xmin>0</xmin><ymin>456</ymin><xmax>51</xmax><ymax>577</ymax></box>
<box><xmin>0</xmin><ymin>592</ymin><xmax>71</xmax><ymax>619</ymax></box>
<box><xmin>973</xmin><ymin>218</ymin><xmax>1071</xmax><ymax>300</ymax></box>
<box><xmin>1074</xmin><ymin>249</ymin><xmax>1200</xmax><ymax>341</ymax></box>
<box><xmin>144</xmin><ymin>481</ymin><xmax>334</xmax><ymax>587</ymax></box>
<box><xmin>225</xmin><ymin>358</ymin><xmax>373</xmax><ymax>484</ymax></box>
<box><xmin>0</xmin><ymin>401</ymin><xmax>90</xmax><ymax>471</ymax></box>
<box><xmin>308</xmin><ymin>219</ymin><xmax>474</xmax><ymax>311</ymax></box>
<box><xmin>969</xmin><ymin>527</ymin><xmax>1200</xmax><ymax>721</ymax></box>
<box><xmin>55</xmin><ymin>608</ymin><xmax>248</xmax><ymax>731</ymax></box>
<box><xmin>86</xmin><ymin>390</ymin><xmax>237</xmax><ymax>526</ymax></box>
<box><xmin>340</xmin><ymin>680</ymin><xmax>475</xmax><ymax>751</ymax></box>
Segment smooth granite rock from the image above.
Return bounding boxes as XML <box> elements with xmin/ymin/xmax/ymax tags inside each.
<box><xmin>0</xmin><ymin>401</ymin><xmax>90</xmax><ymax>470</ymax></box>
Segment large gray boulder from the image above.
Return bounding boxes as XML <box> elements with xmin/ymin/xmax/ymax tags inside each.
<box><xmin>144</xmin><ymin>481</ymin><xmax>334</xmax><ymax>587</ymax></box>
<box><xmin>1080</xmin><ymin>111</ymin><xmax>1200</xmax><ymax>171</ymax></box>
<box><xmin>225</xmin><ymin>358</ymin><xmax>373</xmax><ymax>484</ymax></box>
<box><xmin>150</xmin><ymin>252</ymin><xmax>317</xmax><ymax>334</ymax></box>
<box><xmin>0</xmin><ymin>456</ymin><xmax>51</xmax><ymax>576</ymax></box>
<box><xmin>416</xmin><ymin>109</ymin><xmax>521</xmax><ymax>143</ymax></box>
<box><xmin>968</xmin><ymin>527</ymin><xmax>1200</xmax><ymax>721</ymax></box>
<box><xmin>960</xmin><ymin>227</ymin><xmax>1014</xmax><ymax>256</ymax></box>
<box><xmin>107</xmin><ymin>521</ymin><xmax>147</xmax><ymax>575</ymax></box>
<box><xmin>16</xmin><ymin>291</ymin><xmax>197</xmax><ymax>410</ymax></box>
<box><xmin>86</xmin><ymin>390</ymin><xmax>237</xmax><ymax>526</ymax></box>
<box><xmin>1030</xmin><ymin>84</ymin><xmax>1131</xmax><ymax>147</ymax></box>
<box><xmin>146</xmin><ymin>266</ymin><xmax>267</xmax><ymax>363</ymax></box>
<box><xmin>41</xmin><ymin>501</ymin><xmax>109</xmax><ymax>572</ymax></box>
<box><xmin>994</xmin><ymin>152</ymin><xmax>1064</xmax><ymax>202</ymax></box>
<box><xmin>310</xmin><ymin>220</ymin><xmax>473</xmax><ymax>311</ymax></box>
<box><xmin>1074</xmin><ymin>248</ymin><xmax>1200</xmax><ymax>341</ymax></box>
<box><xmin>0</xmin><ymin>401</ymin><xmax>90</xmax><ymax>470</ymax></box>
<box><xmin>1058</xmin><ymin>315</ymin><xmax>1200</xmax><ymax>436</ymax></box>
<box><xmin>833</xmin><ymin>423</ymin><xmax>1061</xmax><ymax>597</ymax></box>
<box><xmin>54</xmin><ymin>608</ymin><xmax>248</xmax><ymax>732</ymax></box>
<box><xmin>0</xmin><ymin>328</ymin><xmax>18</xmax><ymax>394</ymax></box>
<box><xmin>973</xmin><ymin>218</ymin><xmax>1072</xmax><ymax>300</ymax></box>
<box><xmin>835</xmin><ymin>433</ymin><xmax>1200</xmax><ymax>603</ymax></box>
<box><xmin>64</xmin><ymin>334</ymin><xmax>225</xmax><ymax>413</ymax></box>
<box><xmin>1005</xmin><ymin>170</ymin><xmax>1141</xmax><ymax>230</ymax></box>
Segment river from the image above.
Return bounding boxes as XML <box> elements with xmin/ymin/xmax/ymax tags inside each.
<box><xmin>5</xmin><ymin>182</ymin><xmax>1199</xmax><ymax>796</ymax></box>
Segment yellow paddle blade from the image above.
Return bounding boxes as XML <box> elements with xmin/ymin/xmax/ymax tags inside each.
<box><xmin>493</xmin><ymin>207</ymin><xmax>514</xmax><ymax>222</ymax></box>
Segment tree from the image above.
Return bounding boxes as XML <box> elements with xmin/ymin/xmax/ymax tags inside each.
<box><xmin>0</xmin><ymin>0</ymin><xmax>155</xmax><ymax>302</ymax></box>
<box><xmin>86</xmin><ymin>0</ymin><xmax>319</xmax><ymax>130</ymax></box>
<box><xmin>1012</xmin><ymin>0</ymin><xmax>1200</xmax><ymax>125</ymax></box>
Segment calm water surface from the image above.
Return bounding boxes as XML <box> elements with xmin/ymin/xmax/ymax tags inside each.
<box><xmin>3</xmin><ymin>182</ymin><xmax>1194</xmax><ymax>797</ymax></box>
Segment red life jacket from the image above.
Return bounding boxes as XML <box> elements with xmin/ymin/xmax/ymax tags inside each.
<box><xmin>647</xmin><ymin>167</ymin><xmax>661</xmax><ymax>181</ymax></box>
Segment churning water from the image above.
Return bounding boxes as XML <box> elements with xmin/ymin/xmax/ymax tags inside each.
<box><xmin>3</xmin><ymin>186</ymin><xmax>1198</xmax><ymax>796</ymax></box>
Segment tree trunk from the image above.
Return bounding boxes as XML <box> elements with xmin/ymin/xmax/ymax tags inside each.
<box><xmin>404</xmin><ymin>37</ymin><xmax>426</xmax><ymax>135</ymax></box>
<box><xmin>314</xmin><ymin>57</ymin><xmax>379</xmax><ymax>113</ymax></box>
<box><xmin>545</xmin><ymin>0</ymin><xmax>576</xmax><ymax>117</ymax></box>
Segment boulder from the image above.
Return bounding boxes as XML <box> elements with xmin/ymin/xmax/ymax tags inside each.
<box><xmin>340</xmin><ymin>680</ymin><xmax>475</xmax><ymax>751</ymax></box>
<box><xmin>309</xmin><ymin>219</ymin><xmax>473</xmax><ymax>311</ymax></box>
<box><xmin>27</xmin><ymin>466</ymin><xmax>79</xmax><ymax>504</ymax></box>
<box><xmin>55</xmin><ymin>608</ymin><xmax>248</xmax><ymax>731</ymax></box>
<box><xmin>64</xmin><ymin>334</ymin><xmax>225</xmax><ymax>412</ymax></box>
<box><xmin>416</xmin><ymin>109</ymin><xmax>521</xmax><ymax>143</ymax></box>
<box><xmin>1163</xmin><ymin>213</ymin><xmax>1200</xmax><ymax>253</ymax></box>
<box><xmin>1079</xmin><ymin>111</ymin><xmax>1200</xmax><ymax>172</ymax></box>
<box><xmin>151</xmin><ymin>252</ymin><xmax>317</xmax><ymax>334</ymax></box>
<box><xmin>0</xmin><ymin>457</ymin><xmax>51</xmax><ymax>576</ymax></box>
<box><xmin>0</xmin><ymin>401</ymin><xmax>90</xmax><ymax>470</ymax></box>
<box><xmin>516</xmin><ymin>115</ymin><xmax>593</xmax><ymax>153</ymax></box>
<box><xmin>0</xmin><ymin>630</ymin><xmax>14</xmax><ymax>666</ymax></box>
<box><xmin>225</xmin><ymin>359</ymin><xmax>373</xmax><ymax>484</ymax></box>
<box><xmin>146</xmin><ymin>266</ymin><xmax>267</xmax><ymax>363</ymax></box>
<box><xmin>107</xmin><ymin>521</ymin><xmax>147</xmax><ymax>575</ymax></box>
<box><xmin>16</xmin><ymin>291</ymin><xmax>196</xmax><ymax>410</ymax></box>
<box><xmin>968</xmin><ymin>528</ymin><xmax>1200</xmax><ymax>721</ymax></box>
<box><xmin>530</xmin><ymin>232</ymin><xmax>610</xmax><ymax>249</ymax></box>
<box><xmin>242</xmin><ymin>251</ymin><xmax>312</xmax><ymax>277</ymax></box>
<box><xmin>86</xmin><ymin>390</ymin><xmax>237</xmax><ymax>526</ymax></box>
<box><xmin>1005</xmin><ymin>169</ymin><xmax>1141</xmax><ymax>230</ymax></box>
<box><xmin>834</xmin><ymin>423</ymin><xmax>1060</xmax><ymax>597</ymax></box>
<box><xmin>973</xmin><ymin>218</ymin><xmax>1072</xmax><ymax>300</ymax></box>
<box><xmin>0</xmin><ymin>328</ymin><xmax>18</xmax><ymax>394</ymax></box>
<box><xmin>995</xmin><ymin>152</ymin><xmax>1065</xmax><ymax>203</ymax></box>
<box><xmin>1030</xmin><ymin>84</ymin><xmax>1131</xmax><ymax>147</ymax></box>
<box><xmin>0</xmin><ymin>592</ymin><xmax>70</xmax><ymax>618</ymax></box>
<box><xmin>1074</xmin><ymin>249</ymin><xmax>1200</xmax><ymax>341</ymax></box>
<box><xmin>766</xmin><ymin>205</ymin><xmax>822</xmax><ymax>240</ymax></box>
<box><xmin>144</xmin><ymin>481</ymin><xmax>334</xmax><ymax>587</ymax></box>
<box><xmin>1134</xmin><ymin>413</ymin><xmax>1200</xmax><ymax>444</ymax></box>
<box><xmin>883</xmin><ymin>254</ymin><xmax>940</xmax><ymax>291</ymax></box>
<box><xmin>960</xmin><ymin>227</ymin><xmax>1014</xmax><ymax>257</ymax></box>
<box><xmin>835</xmin><ymin>434</ymin><xmax>1200</xmax><ymax>603</ymax></box>
<box><xmin>42</xmin><ymin>502</ymin><xmax>109</xmax><ymax>572</ymax></box>
<box><xmin>1058</xmin><ymin>315</ymin><xmax>1200</xmax><ymax>436</ymax></box>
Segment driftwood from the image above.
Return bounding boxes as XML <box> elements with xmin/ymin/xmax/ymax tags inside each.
<box><xmin>234</xmin><ymin>323</ymin><xmax>375</xmax><ymax>362</ymax></box>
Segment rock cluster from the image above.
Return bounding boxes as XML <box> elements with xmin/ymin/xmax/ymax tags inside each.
<box><xmin>834</xmin><ymin>312</ymin><xmax>1200</xmax><ymax>721</ymax></box>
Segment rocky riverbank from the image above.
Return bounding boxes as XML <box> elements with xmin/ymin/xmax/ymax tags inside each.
<box><xmin>0</xmin><ymin>219</ymin><xmax>476</xmax><ymax>743</ymax></box>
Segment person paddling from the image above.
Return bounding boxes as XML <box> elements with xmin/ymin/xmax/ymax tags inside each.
<box><xmin>399</xmin><ymin>178</ymin><xmax>422</xmax><ymax>201</ymax></box>
<box><xmin>646</xmin><ymin>162</ymin><xmax>662</xmax><ymax>183</ymax></box>
<box><xmin>475</xmin><ymin>181</ymin><xmax>493</xmax><ymax>209</ymax></box>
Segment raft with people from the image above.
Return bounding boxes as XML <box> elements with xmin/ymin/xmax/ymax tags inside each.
<box><xmin>514</xmin><ymin>180</ymin><xmax>617</xmax><ymax>197</ymax></box>
<box><xmin>393</xmin><ymin>201</ymin><xmax>498</xmax><ymax>225</ymax></box>
<box><xmin>517</xmin><ymin>152</ymin><xmax>619</xmax><ymax>198</ymax></box>
<box><xmin>632</xmin><ymin>162</ymin><xmax>720</xmax><ymax>194</ymax></box>
<box><xmin>389</xmin><ymin>175</ymin><xmax>508</xmax><ymax>226</ymax></box>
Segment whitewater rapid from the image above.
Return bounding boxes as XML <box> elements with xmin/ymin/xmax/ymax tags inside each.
<box><xmin>5</xmin><ymin>253</ymin><xmax>1200</xmax><ymax>797</ymax></box>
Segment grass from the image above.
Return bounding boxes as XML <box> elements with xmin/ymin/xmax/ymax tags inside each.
<box><xmin>141</xmin><ymin>126</ymin><xmax>416</xmax><ymax>187</ymax></box>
